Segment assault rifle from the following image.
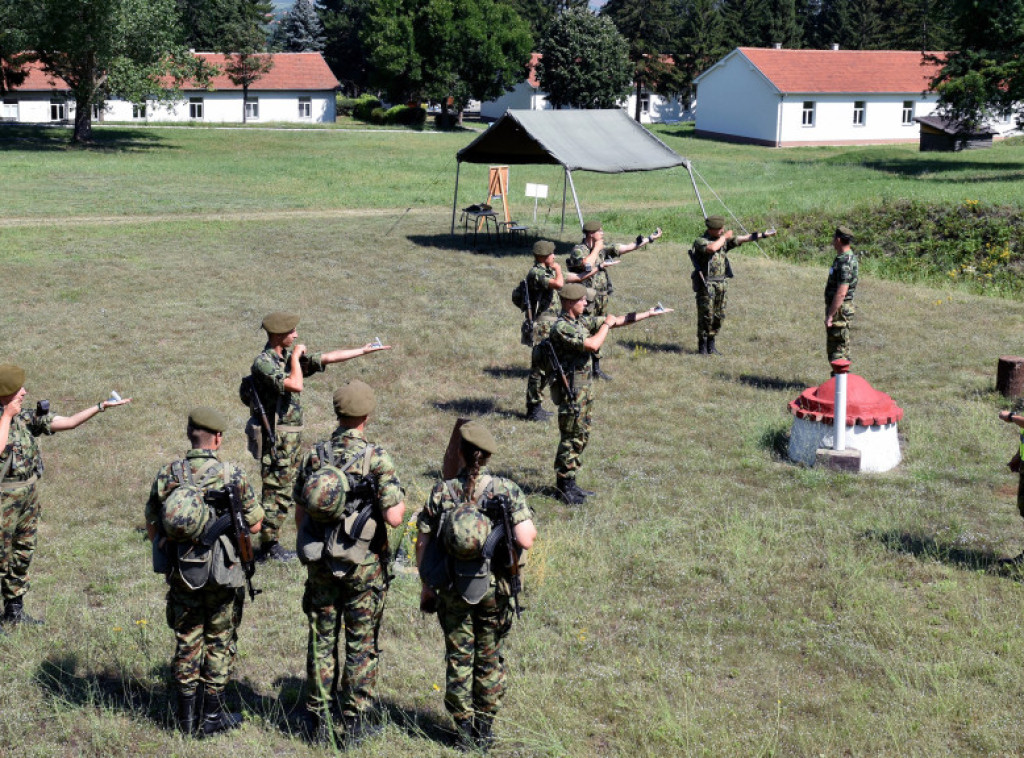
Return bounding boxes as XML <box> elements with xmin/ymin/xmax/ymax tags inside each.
<box><xmin>209</xmin><ymin>484</ymin><xmax>261</xmax><ymax>602</ymax></box>
<box><xmin>542</xmin><ymin>339</ymin><xmax>579</xmax><ymax>417</ymax></box>
<box><xmin>242</xmin><ymin>376</ymin><xmax>276</xmax><ymax>450</ymax></box>
<box><xmin>495</xmin><ymin>494</ymin><xmax>523</xmax><ymax>619</ymax></box>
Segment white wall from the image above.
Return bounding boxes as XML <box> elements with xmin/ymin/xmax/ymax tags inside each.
<box><xmin>778</xmin><ymin>93</ymin><xmax>939</xmax><ymax>145</ymax></box>
<box><xmin>694</xmin><ymin>53</ymin><xmax>781</xmax><ymax>143</ymax></box>
<box><xmin>480</xmin><ymin>85</ymin><xmax>689</xmax><ymax>124</ymax></box>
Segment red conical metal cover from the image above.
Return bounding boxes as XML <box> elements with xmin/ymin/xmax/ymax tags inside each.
<box><xmin>788</xmin><ymin>373</ymin><xmax>903</xmax><ymax>426</ymax></box>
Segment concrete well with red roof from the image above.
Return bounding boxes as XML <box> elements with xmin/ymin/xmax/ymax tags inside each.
<box><xmin>788</xmin><ymin>372</ymin><xmax>904</xmax><ymax>472</ymax></box>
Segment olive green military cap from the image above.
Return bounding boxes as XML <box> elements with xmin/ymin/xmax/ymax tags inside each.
<box><xmin>459</xmin><ymin>420</ymin><xmax>496</xmax><ymax>454</ymax></box>
<box><xmin>560</xmin><ymin>282</ymin><xmax>587</xmax><ymax>301</ymax></box>
<box><xmin>261</xmin><ymin>311</ymin><xmax>299</xmax><ymax>334</ymax></box>
<box><xmin>333</xmin><ymin>379</ymin><xmax>376</xmax><ymax>417</ymax></box>
<box><xmin>582</xmin><ymin>220</ymin><xmax>602</xmax><ymax>234</ymax></box>
<box><xmin>835</xmin><ymin>225</ymin><xmax>854</xmax><ymax>240</ymax></box>
<box><xmin>0</xmin><ymin>364</ymin><xmax>25</xmax><ymax>396</ymax></box>
<box><xmin>188</xmin><ymin>406</ymin><xmax>228</xmax><ymax>433</ymax></box>
<box><xmin>705</xmin><ymin>215</ymin><xmax>726</xmax><ymax>230</ymax></box>
<box><xmin>532</xmin><ymin>240</ymin><xmax>555</xmax><ymax>257</ymax></box>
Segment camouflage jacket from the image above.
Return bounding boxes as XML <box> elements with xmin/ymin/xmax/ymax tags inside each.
<box><xmin>145</xmin><ymin>449</ymin><xmax>263</xmax><ymax>535</ymax></box>
<box><xmin>824</xmin><ymin>250</ymin><xmax>859</xmax><ymax>303</ymax></box>
<box><xmin>250</xmin><ymin>345</ymin><xmax>325</xmax><ymax>427</ymax></box>
<box><xmin>526</xmin><ymin>261</ymin><xmax>559</xmax><ymax>322</ymax></box>
<box><xmin>566</xmin><ymin>242</ymin><xmax>619</xmax><ymax>294</ymax></box>
<box><xmin>692</xmin><ymin>233</ymin><xmax>738</xmax><ymax>281</ymax></box>
<box><xmin>0</xmin><ymin>408</ymin><xmax>54</xmax><ymax>482</ymax></box>
<box><xmin>550</xmin><ymin>313</ymin><xmax>602</xmax><ymax>378</ymax></box>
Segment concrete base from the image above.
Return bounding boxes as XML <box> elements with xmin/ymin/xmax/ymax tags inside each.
<box><xmin>815</xmin><ymin>447</ymin><xmax>862</xmax><ymax>472</ymax></box>
<box><xmin>788</xmin><ymin>416</ymin><xmax>901</xmax><ymax>472</ymax></box>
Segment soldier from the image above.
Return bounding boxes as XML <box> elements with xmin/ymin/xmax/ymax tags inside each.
<box><xmin>566</xmin><ymin>219</ymin><xmax>661</xmax><ymax>379</ymax></box>
<box><xmin>824</xmin><ymin>225</ymin><xmax>859</xmax><ymax>364</ymax></box>
<box><xmin>416</xmin><ymin>420</ymin><xmax>537</xmax><ymax>752</ymax></box>
<box><xmin>997</xmin><ymin>408</ymin><xmax>1024</xmax><ymax>564</ymax></box>
<box><xmin>522</xmin><ymin>239</ymin><xmax>595</xmax><ymax>422</ymax></box>
<box><xmin>293</xmin><ymin>380</ymin><xmax>405</xmax><ymax>747</ymax></box>
<box><xmin>145</xmin><ymin>407</ymin><xmax>263</xmax><ymax>736</ymax></box>
<box><xmin>690</xmin><ymin>215</ymin><xmax>775</xmax><ymax>356</ymax></box>
<box><xmin>249</xmin><ymin>311</ymin><xmax>390</xmax><ymax>562</ymax></box>
<box><xmin>548</xmin><ymin>284</ymin><xmax>672</xmax><ymax>504</ymax></box>
<box><xmin>0</xmin><ymin>364</ymin><xmax>131</xmax><ymax>629</ymax></box>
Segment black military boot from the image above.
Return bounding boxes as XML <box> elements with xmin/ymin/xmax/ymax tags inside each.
<box><xmin>706</xmin><ymin>336</ymin><xmax>721</xmax><ymax>355</ymax></box>
<box><xmin>343</xmin><ymin>712</ymin><xmax>383</xmax><ymax>748</ymax></box>
<box><xmin>556</xmin><ymin>478</ymin><xmax>586</xmax><ymax>505</ymax></box>
<box><xmin>257</xmin><ymin>541</ymin><xmax>296</xmax><ymax>563</ymax></box>
<box><xmin>176</xmin><ymin>691</ymin><xmax>198</xmax><ymax>736</ymax></box>
<box><xmin>2</xmin><ymin>597</ymin><xmax>43</xmax><ymax>627</ymax></box>
<box><xmin>198</xmin><ymin>690</ymin><xmax>243</xmax><ymax>737</ymax></box>
<box><xmin>472</xmin><ymin>714</ymin><xmax>495</xmax><ymax>752</ymax></box>
<box><xmin>454</xmin><ymin>717</ymin><xmax>475</xmax><ymax>752</ymax></box>
<box><xmin>302</xmin><ymin>709</ymin><xmax>335</xmax><ymax>745</ymax></box>
<box><xmin>525</xmin><ymin>403</ymin><xmax>553</xmax><ymax>422</ymax></box>
<box><xmin>698</xmin><ymin>336</ymin><xmax>708</xmax><ymax>355</ymax></box>
<box><xmin>592</xmin><ymin>357</ymin><xmax>612</xmax><ymax>381</ymax></box>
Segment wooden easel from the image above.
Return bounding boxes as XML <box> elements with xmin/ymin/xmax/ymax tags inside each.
<box><xmin>483</xmin><ymin>166</ymin><xmax>511</xmax><ymax>226</ymax></box>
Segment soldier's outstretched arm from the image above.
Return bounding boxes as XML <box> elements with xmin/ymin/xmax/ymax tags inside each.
<box><xmin>604</xmin><ymin>307</ymin><xmax>674</xmax><ymax>329</ymax></box>
<box><xmin>320</xmin><ymin>343</ymin><xmax>392</xmax><ymax>366</ymax></box>
<box><xmin>618</xmin><ymin>227</ymin><xmax>663</xmax><ymax>254</ymax></box>
<box><xmin>51</xmin><ymin>397</ymin><xmax>132</xmax><ymax>432</ymax></box>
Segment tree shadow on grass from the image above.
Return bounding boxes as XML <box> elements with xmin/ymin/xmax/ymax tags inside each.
<box><xmin>864</xmin><ymin>529</ymin><xmax>1011</xmax><ymax>574</ymax></box>
<box><xmin>406</xmin><ymin>233</ymin><xmax>529</xmax><ymax>258</ymax></box>
<box><xmin>616</xmin><ymin>339</ymin><xmax>688</xmax><ymax>354</ymax></box>
<box><xmin>483</xmin><ymin>365</ymin><xmax>529</xmax><ymax>380</ymax></box>
<box><xmin>793</xmin><ymin>151</ymin><xmax>1024</xmax><ymax>183</ymax></box>
<box><xmin>730</xmin><ymin>373</ymin><xmax>810</xmax><ymax>392</ymax></box>
<box><xmin>431</xmin><ymin>397</ymin><xmax>521</xmax><ymax>420</ymax></box>
<box><xmin>0</xmin><ymin>124</ymin><xmax>173</xmax><ymax>153</ymax></box>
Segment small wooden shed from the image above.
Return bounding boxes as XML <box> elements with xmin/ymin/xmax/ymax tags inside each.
<box><xmin>914</xmin><ymin>114</ymin><xmax>996</xmax><ymax>151</ymax></box>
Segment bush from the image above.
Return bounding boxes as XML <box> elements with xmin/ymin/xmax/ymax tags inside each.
<box><xmin>369</xmin><ymin>107</ymin><xmax>388</xmax><ymax>125</ymax></box>
<box><xmin>434</xmin><ymin>111</ymin><xmax>460</xmax><ymax>130</ymax></box>
<box><xmin>336</xmin><ymin>95</ymin><xmax>362</xmax><ymax>117</ymax></box>
<box><xmin>384</xmin><ymin>104</ymin><xmax>426</xmax><ymax>127</ymax></box>
<box><xmin>352</xmin><ymin>95</ymin><xmax>382</xmax><ymax>122</ymax></box>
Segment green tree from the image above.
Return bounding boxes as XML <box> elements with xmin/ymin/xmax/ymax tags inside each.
<box><xmin>178</xmin><ymin>0</ymin><xmax>243</xmax><ymax>49</ymax></box>
<box><xmin>21</xmin><ymin>0</ymin><xmax>205</xmax><ymax>143</ymax></box>
<box><xmin>0</xmin><ymin>0</ymin><xmax>30</xmax><ymax>94</ymax></box>
<box><xmin>505</xmin><ymin>0</ymin><xmax>585</xmax><ymax>41</ymax></box>
<box><xmin>272</xmin><ymin>0</ymin><xmax>326</xmax><ymax>52</ymax></box>
<box><xmin>219</xmin><ymin>0</ymin><xmax>274</xmax><ymax>123</ymax></box>
<box><xmin>536</xmin><ymin>7</ymin><xmax>633</xmax><ymax>109</ymax></box>
<box><xmin>821</xmin><ymin>0</ymin><xmax>884</xmax><ymax>49</ymax></box>
<box><xmin>319</xmin><ymin>0</ymin><xmax>373</xmax><ymax>94</ymax></box>
<box><xmin>363</xmin><ymin>0</ymin><xmax>532</xmax><ymax>122</ymax></box>
<box><xmin>931</xmin><ymin>0</ymin><xmax>1024</xmax><ymax>130</ymax></box>
<box><xmin>602</xmin><ymin>0</ymin><xmax>686</xmax><ymax>121</ymax></box>
<box><xmin>665</xmin><ymin>0</ymin><xmax>725</xmax><ymax>102</ymax></box>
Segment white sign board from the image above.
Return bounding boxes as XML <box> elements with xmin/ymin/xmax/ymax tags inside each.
<box><xmin>525</xmin><ymin>183</ymin><xmax>548</xmax><ymax>199</ymax></box>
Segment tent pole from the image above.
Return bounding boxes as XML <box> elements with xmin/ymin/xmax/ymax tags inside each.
<box><xmin>560</xmin><ymin>168</ymin><xmax>568</xmax><ymax>233</ymax></box>
<box><xmin>566</xmin><ymin>170</ymin><xmax>583</xmax><ymax>231</ymax></box>
<box><xmin>450</xmin><ymin>161</ymin><xmax>462</xmax><ymax>235</ymax></box>
<box><xmin>685</xmin><ymin>160</ymin><xmax>707</xmax><ymax>219</ymax></box>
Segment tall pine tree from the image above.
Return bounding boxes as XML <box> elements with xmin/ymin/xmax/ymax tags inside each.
<box><xmin>273</xmin><ymin>0</ymin><xmax>326</xmax><ymax>52</ymax></box>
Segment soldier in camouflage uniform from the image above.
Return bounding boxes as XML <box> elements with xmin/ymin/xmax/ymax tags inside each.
<box><xmin>523</xmin><ymin>239</ymin><xmax>596</xmax><ymax>422</ymax></box>
<box><xmin>824</xmin><ymin>225</ymin><xmax>859</xmax><ymax>364</ymax></box>
<box><xmin>145</xmin><ymin>406</ymin><xmax>263</xmax><ymax>737</ymax></box>
<box><xmin>548</xmin><ymin>285</ymin><xmax>672</xmax><ymax>504</ymax></box>
<box><xmin>293</xmin><ymin>380</ymin><xmax>405</xmax><ymax>747</ymax></box>
<box><xmin>566</xmin><ymin>219</ymin><xmax>662</xmax><ymax>379</ymax></box>
<box><xmin>249</xmin><ymin>311</ymin><xmax>390</xmax><ymax>562</ymax></box>
<box><xmin>691</xmin><ymin>215</ymin><xmax>775</xmax><ymax>356</ymax></box>
<box><xmin>998</xmin><ymin>408</ymin><xmax>1024</xmax><ymax>565</ymax></box>
<box><xmin>416</xmin><ymin>421</ymin><xmax>537</xmax><ymax>752</ymax></box>
<box><xmin>0</xmin><ymin>364</ymin><xmax>131</xmax><ymax>629</ymax></box>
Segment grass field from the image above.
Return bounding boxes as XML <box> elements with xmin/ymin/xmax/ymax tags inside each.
<box><xmin>2</xmin><ymin>123</ymin><xmax>1024</xmax><ymax>757</ymax></box>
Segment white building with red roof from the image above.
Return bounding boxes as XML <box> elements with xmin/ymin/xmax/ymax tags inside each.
<box><xmin>1</xmin><ymin>52</ymin><xmax>339</xmax><ymax>125</ymax></box>
<box><xmin>693</xmin><ymin>46</ymin><xmax>1018</xmax><ymax>147</ymax></box>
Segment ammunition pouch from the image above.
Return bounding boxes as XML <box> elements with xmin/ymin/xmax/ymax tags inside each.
<box><xmin>152</xmin><ymin>535</ymin><xmax>171</xmax><ymax>574</ymax></box>
<box><xmin>296</xmin><ymin>502</ymin><xmax>381</xmax><ymax>578</ymax></box>
<box><xmin>520</xmin><ymin>319</ymin><xmax>533</xmax><ymax>347</ymax></box>
<box><xmin>174</xmin><ymin>534</ymin><xmax>244</xmax><ymax>590</ymax></box>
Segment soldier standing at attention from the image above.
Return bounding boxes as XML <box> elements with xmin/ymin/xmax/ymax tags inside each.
<box><xmin>690</xmin><ymin>215</ymin><xmax>774</xmax><ymax>356</ymax></box>
<box><xmin>566</xmin><ymin>219</ymin><xmax>661</xmax><ymax>379</ymax></box>
<box><xmin>548</xmin><ymin>284</ymin><xmax>672</xmax><ymax>504</ymax></box>
<box><xmin>416</xmin><ymin>421</ymin><xmax>537</xmax><ymax>753</ymax></box>
<box><xmin>249</xmin><ymin>312</ymin><xmax>390</xmax><ymax>562</ymax></box>
<box><xmin>523</xmin><ymin>239</ymin><xmax>595</xmax><ymax>422</ymax></box>
<box><xmin>824</xmin><ymin>225</ymin><xmax>859</xmax><ymax>364</ymax></box>
<box><xmin>0</xmin><ymin>364</ymin><xmax>131</xmax><ymax>629</ymax></box>
<box><xmin>293</xmin><ymin>380</ymin><xmax>405</xmax><ymax>747</ymax></box>
<box><xmin>145</xmin><ymin>407</ymin><xmax>263</xmax><ymax>736</ymax></box>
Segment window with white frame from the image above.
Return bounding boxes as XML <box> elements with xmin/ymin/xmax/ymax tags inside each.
<box><xmin>245</xmin><ymin>97</ymin><xmax>259</xmax><ymax>120</ymax></box>
<box><xmin>640</xmin><ymin>94</ymin><xmax>650</xmax><ymax>114</ymax></box>
<box><xmin>1</xmin><ymin>99</ymin><xmax>17</xmax><ymax>120</ymax></box>
<box><xmin>802</xmin><ymin>101</ymin><xmax>815</xmax><ymax>126</ymax></box>
<box><xmin>852</xmin><ymin>100</ymin><xmax>865</xmax><ymax>126</ymax></box>
<box><xmin>298</xmin><ymin>97</ymin><xmax>311</xmax><ymax>119</ymax></box>
<box><xmin>133</xmin><ymin>102</ymin><xmax>147</xmax><ymax>119</ymax></box>
<box><xmin>902</xmin><ymin>100</ymin><xmax>914</xmax><ymax>125</ymax></box>
<box><xmin>189</xmin><ymin>97</ymin><xmax>204</xmax><ymax>119</ymax></box>
<box><xmin>50</xmin><ymin>99</ymin><xmax>67</xmax><ymax>121</ymax></box>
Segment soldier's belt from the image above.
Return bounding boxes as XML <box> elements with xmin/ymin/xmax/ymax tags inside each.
<box><xmin>707</xmin><ymin>276</ymin><xmax>727</xmax><ymax>283</ymax></box>
<box><xmin>275</xmin><ymin>424</ymin><xmax>303</xmax><ymax>434</ymax></box>
<box><xmin>0</xmin><ymin>474</ymin><xmax>38</xmax><ymax>491</ymax></box>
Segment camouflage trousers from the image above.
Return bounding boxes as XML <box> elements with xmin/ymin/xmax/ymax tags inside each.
<box><xmin>553</xmin><ymin>376</ymin><xmax>594</xmax><ymax>480</ymax></box>
<box><xmin>526</xmin><ymin>318</ymin><xmax>555</xmax><ymax>408</ymax></box>
<box><xmin>1017</xmin><ymin>469</ymin><xmax>1024</xmax><ymax>518</ymax></box>
<box><xmin>165</xmin><ymin>580</ymin><xmax>244</xmax><ymax>696</ymax></box>
<box><xmin>0</xmin><ymin>482</ymin><xmax>40</xmax><ymax>601</ymax></box>
<box><xmin>696</xmin><ymin>281</ymin><xmax>727</xmax><ymax>339</ymax></box>
<box><xmin>435</xmin><ymin>584</ymin><xmax>514</xmax><ymax>725</ymax></box>
<box><xmin>826</xmin><ymin>301</ymin><xmax>856</xmax><ymax>362</ymax></box>
<box><xmin>303</xmin><ymin>557</ymin><xmax>388</xmax><ymax>717</ymax></box>
<box><xmin>259</xmin><ymin>429</ymin><xmax>303</xmax><ymax>545</ymax></box>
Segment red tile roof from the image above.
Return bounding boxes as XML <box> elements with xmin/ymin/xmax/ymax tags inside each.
<box><xmin>738</xmin><ymin>47</ymin><xmax>947</xmax><ymax>94</ymax></box>
<box><xmin>6</xmin><ymin>52</ymin><xmax>338</xmax><ymax>93</ymax></box>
